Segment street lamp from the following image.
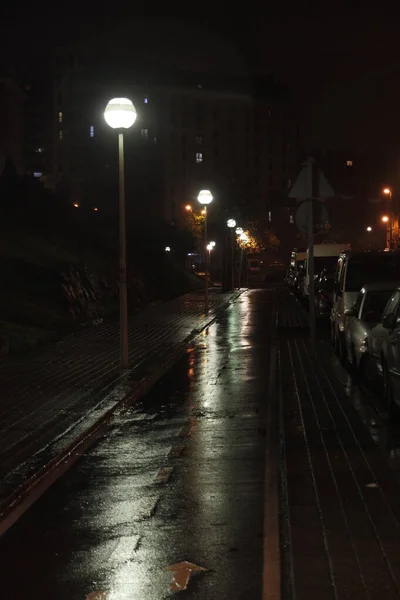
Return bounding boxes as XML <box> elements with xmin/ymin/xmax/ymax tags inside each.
<box><xmin>383</xmin><ymin>188</ymin><xmax>393</xmax><ymax>249</ymax></box>
<box><xmin>185</xmin><ymin>204</ymin><xmax>192</xmax><ymax>211</ymax></box>
<box><xmin>366</xmin><ymin>226</ymin><xmax>372</xmax><ymax>232</ymax></box>
<box><xmin>104</xmin><ymin>97</ymin><xmax>137</xmax><ymax>371</ymax></box>
<box><xmin>238</xmin><ymin>232</ymin><xmax>248</xmax><ymax>289</ymax></box>
<box><xmin>227</xmin><ymin>219</ymin><xmax>236</xmax><ymax>290</ymax></box>
<box><xmin>197</xmin><ymin>189</ymin><xmax>213</xmax><ymax>315</ymax></box>
<box><xmin>236</xmin><ymin>227</ymin><xmax>243</xmax><ymax>236</ymax></box>
<box><xmin>382</xmin><ymin>215</ymin><xmax>389</xmax><ymax>223</ymax></box>
<box><xmin>165</xmin><ymin>246</ymin><xmax>171</xmax><ymax>252</ymax></box>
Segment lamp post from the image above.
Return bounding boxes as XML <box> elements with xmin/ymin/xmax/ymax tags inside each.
<box><xmin>227</xmin><ymin>219</ymin><xmax>236</xmax><ymax>291</ymax></box>
<box><xmin>383</xmin><ymin>188</ymin><xmax>393</xmax><ymax>249</ymax></box>
<box><xmin>104</xmin><ymin>97</ymin><xmax>137</xmax><ymax>371</ymax></box>
<box><xmin>239</xmin><ymin>232</ymin><xmax>248</xmax><ymax>289</ymax></box>
<box><xmin>197</xmin><ymin>190</ymin><xmax>213</xmax><ymax>315</ymax></box>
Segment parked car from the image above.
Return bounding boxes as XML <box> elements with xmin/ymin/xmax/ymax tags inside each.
<box><xmin>366</xmin><ymin>287</ymin><xmax>400</xmax><ymax>417</ymax></box>
<box><xmin>303</xmin><ymin>242</ymin><xmax>351</xmax><ymax>298</ymax></box>
<box><xmin>314</xmin><ymin>270</ymin><xmax>334</xmax><ymax>319</ymax></box>
<box><xmin>332</xmin><ymin>251</ymin><xmax>400</xmax><ymax>359</ymax></box>
<box><xmin>344</xmin><ymin>282</ymin><xmax>397</xmax><ymax>370</ymax></box>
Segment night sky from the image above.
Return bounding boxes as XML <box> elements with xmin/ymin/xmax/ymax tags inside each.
<box><xmin>2</xmin><ymin>8</ymin><xmax>400</xmax><ymax>156</ymax></box>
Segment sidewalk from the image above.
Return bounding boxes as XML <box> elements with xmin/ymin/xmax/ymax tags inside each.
<box><xmin>277</xmin><ymin>287</ymin><xmax>400</xmax><ymax>599</ymax></box>
<box><xmin>0</xmin><ymin>289</ymin><xmax>239</xmax><ymax>515</ymax></box>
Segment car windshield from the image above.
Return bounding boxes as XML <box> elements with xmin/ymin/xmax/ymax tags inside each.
<box><xmin>346</xmin><ymin>256</ymin><xmax>400</xmax><ymax>291</ymax></box>
<box><xmin>313</xmin><ymin>256</ymin><xmax>339</xmax><ymax>273</ymax></box>
<box><xmin>362</xmin><ymin>289</ymin><xmax>394</xmax><ymax>320</ymax></box>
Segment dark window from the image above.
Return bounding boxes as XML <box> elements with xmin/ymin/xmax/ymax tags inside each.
<box><xmin>345</xmin><ymin>257</ymin><xmax>400</xmax><ymax>292</ymax></box>
<box><xmin>362</xmin><ymin>290</ymin><xmax>394</xmax><ymax>321</ymax></box>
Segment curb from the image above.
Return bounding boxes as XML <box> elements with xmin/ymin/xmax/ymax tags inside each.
<box><xmin>0</xmin><ymin>289</ymin><xmax>245</xmax><ymax>537</ymax></box>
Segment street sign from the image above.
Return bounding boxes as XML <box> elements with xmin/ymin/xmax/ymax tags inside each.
<box><xmin>289</xmin><ymin>156</ymin><xmax>334</xmax><ymax>200</ymax></box>
<box><xmin>295</xmin><ymin>199</ymin><xmax>329</xmax><ymax>234</ymax></box>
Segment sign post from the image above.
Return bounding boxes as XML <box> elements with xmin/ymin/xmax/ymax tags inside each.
<box><xmin>290</xmin><ymin>157</ymin><xmax>334</xmax><ymax>347</ymax></box>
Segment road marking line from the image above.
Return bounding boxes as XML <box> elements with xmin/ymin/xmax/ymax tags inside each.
<box><xmin>155</xmin><ymin>466</ymin><xmax>174</xmax><ymax>484</ymax></box>
<box><xmin>108</xmin><ymin>534</ymin><xmax>141</xmax><ymax>562</ymax></box>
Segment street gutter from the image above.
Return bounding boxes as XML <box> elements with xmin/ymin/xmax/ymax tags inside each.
<box><xmin>0</xmin><ymin>290</ymin><xmax>245</xmax><ymax>538</ymax></box>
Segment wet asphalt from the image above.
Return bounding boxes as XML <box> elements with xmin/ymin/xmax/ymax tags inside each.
<box><xmin>0</xmin><ymin>290</ymin><xmax>274</xmax><ymax>599</ymax></box>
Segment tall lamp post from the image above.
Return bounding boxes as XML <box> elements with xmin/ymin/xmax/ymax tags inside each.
<box><xmin>104</xmin><ymin>97</ymin><xmax>137</xmax><ymax>371</ymax></box>
<box><xmin>235</xmin><ymin>227</ymin><xmax>243</xmax><ymax>289</ymax></box>
<box><xmin>227</xmin><ymin>219</ymin><xmax>236</xmax><ymax>291</ymax></box>
<box><xmin>197</xmin><ymin>190</ymin><xmax>214</xmax><ymax>315</ymax></box>
<box><xmin>383</xmin><ymin>188</ymin><xmax>393</xmax><ymax>249</ymax></box>
<box><xmin>239</xmin><ymin>232</ymin><xmax>248</xmax><ymax>288</ymax></box>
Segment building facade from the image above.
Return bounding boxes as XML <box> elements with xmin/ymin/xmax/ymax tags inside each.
<box><xmin>52</xmin><ymin>19</ymin><xmax>299</xmax><ymax>231</ymax></box>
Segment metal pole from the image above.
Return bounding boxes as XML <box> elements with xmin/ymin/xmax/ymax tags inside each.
<box><xmin>390</xmin><ymin>192</ymin><xmax>393</xmax><ymax>250</ymax></box>
<box><xmin>118</xmin><ymin>132</ymin><xmax>129</xmax><ymax>370</ymax></box>
<box><xmin>231</xmin><ymin>229</ymin><xmax>235</xmax><ymax>291</ymax></box>
<box><xmin>308</xmin><ymin>200</ymin><xmax>316</xmax><ymax>348</ymax></box>
<box><xmin>204</xmin><ymin>206</ymin><xmax>209</xmax><ymax>315</ymax></box>
<box><xmin>239</xmin><ymin>248</ymin><xmax>243</xmax><ymax>289</ymax></box>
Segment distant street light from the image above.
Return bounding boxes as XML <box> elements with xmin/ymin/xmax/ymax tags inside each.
<box><xmin>185</xmin><ymin>204</ymin><xmax>192</xmax><ymax>211</ymax></box>
<box><xmin>235</xmin><ymin>227</ymin><xmax>243</xmax><ymax>236</ymax></box>
<box><xmin>104</xmin><ymin>97</ymin><xmax>137</xmax><ymax>371</ymax></box>
<box><xmin>382</xmin><ymin>215</ymin><xmax>389</xmax><ymax>223</ymax></box>
<box><xmin>210</xmin><ymin>241</ymin><xmax>216</xmax><ymax>247</ymax></box>
<box><xmin>227</xmin><ymin>219</ymin><xmax>237</xmax><ymax>290</ymax></box>
<box><xmin>382</xmin><ymin>188</ymin><xmax>393</xmax><ymax>250</ymax></box>
<box><xmin>197</xmin><ymin>189</ymin><xmax>214</xmax><ymax>315</ymax></box>
<box><xmin>165</xmin><ymin>246</ymin><xmax>171</xmax><ymax>252</ymax></box>
<box><xmin>366</xmin><ymin>226</ymin><xmax>372</xmax><ymax>232</ymax></box>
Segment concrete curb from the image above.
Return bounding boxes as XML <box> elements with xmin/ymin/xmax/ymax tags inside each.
<box><xmin>0</xmin><ymin>289</ymin><xmax>245</xmax><ymax>537</ymax></box>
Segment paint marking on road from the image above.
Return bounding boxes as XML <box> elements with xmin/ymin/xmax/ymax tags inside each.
<box><xmin>86</xmin><ymin>592</ymin><xmax>109</xmax><ymax>600</ymax></box>
<box><xmin>108</xmin><ymin>534</ymin><xmax>141</xmax><ymax>563</ymax></box>
<box><xmin>167</xmin><ymin>561</ymin><xmax>208</xmax><ymax>592</ymax></box>
<box><xmin>155</xmin><ymin>466</ymin><xmax>174</xmax><ymax>485</ymax></box>
<box><xmin>137</xmin><ymin>495</ymin><xmax>160</xmax><ymax>519</ymax></box>
<box><xmin>168</xmin><ymin>444</ymin><xmax>185</xmax><ymax>458</ymax></box>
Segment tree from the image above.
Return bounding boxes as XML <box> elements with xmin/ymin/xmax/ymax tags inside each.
<box><xmin>237</xmin><ymin>222</ymin><xmax>280</xmax><ymax>255</ymax></box>
<box><xmin>181</xmin><ymin>210</ymin><xmax>205</xmax><ymax>240</ymax></box>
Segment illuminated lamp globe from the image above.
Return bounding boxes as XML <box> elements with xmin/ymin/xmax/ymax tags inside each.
<box><xmin>227</xmin><ymin>219</ymin><xmax>236</xmax><ymax>228</ymax></box>
<box><xmin>197</xmin><ymin>190</ymin><xmax>213</xmax><ymax>205</ymax></box>
<box><xmin>104</xmin><ymin>98</ymin><xmax>137</xmax><ymax>129</ymax></box>
<box><xmin>236</xmin><ymin>227</ymin><xmax>243</xmax><ymax>235</ymax></box>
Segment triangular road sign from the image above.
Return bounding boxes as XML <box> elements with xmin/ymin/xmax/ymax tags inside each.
<box><xmin>289</xmin><ymin>156</ymin><xmax>334</xmax><ymax>200</ymax></box>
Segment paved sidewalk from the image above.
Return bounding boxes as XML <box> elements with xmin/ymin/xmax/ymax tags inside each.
<box><xmin>0</xmin><ymin>289</ymin><xmax>238</xmax><ymax>511</ymax></box>
<box><xmin>279</xmin><ymin>335</ymin><xmax>400</xmax><ymax>600</ymax></box>
<box><xmin>275</xmin><ymin>286</ymin><xmax>309</xmax><ymax>329</ymax></box>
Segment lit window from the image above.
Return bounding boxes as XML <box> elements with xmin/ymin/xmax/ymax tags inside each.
<box><xmin>268</xmin><ymin>210</ymin><xmax>272</xmax><ymax>222</ymax></box>
<box><xmin>58</xmin><ymin>111</ymin><xmax>63</xmax><ymax>123</ymax></box>
<box><xmin>90</xmin><ymin>125</ymin><xmax>94</xmax><ymax>137</ymax></box>
<box><xmin>195</xmin><ymin>135</ymin><xmax>203</xmax><ymax>145</ymax></box>
<box><xmin>290</xmin><ymin>214</ymin><xmax>294</xmax><ymax>224</ymax></box>
<box><xmin>141</xmin><ymin>128</ymin><xmax>148</xmax><ymax>138</ymax></box>
<box><xmin>59</xmin><ymin>130</ymin><xmax>63</xmax><ymax>141</ymax></box>
<box><xmin>196</xmin><ymin>152</ymin><xmax>203</xmax><ymax>163</ymax></box>
<box><xmin>346</xmin><ymin>160</ymin><xmax>353</xmax><ymax>166</ymax></box>
<box><xmin>33</xmin><ymin>172</ymin><xmax>42</xmax><ymax>178</ymax></box>
<box><xmin>35</xmin><ymin>147</ymin><xmax>44</xmax><ymax>153</ymax></box>
<box><xmin>144</xmin><ymin>98</ymin><xmax>148</xmax><ymax>104</ymax></box>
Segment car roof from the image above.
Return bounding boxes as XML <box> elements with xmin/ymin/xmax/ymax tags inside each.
<box><xmin>362</xmin><ymin>281</ymin><xmax>400</xmax><ymax>292</ymax></box>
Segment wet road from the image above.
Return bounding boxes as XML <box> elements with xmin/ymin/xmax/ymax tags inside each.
<box><xmin>0</xmin><ymin>291</ymin><xmax>274</xmax><ymax>599</ymax></box>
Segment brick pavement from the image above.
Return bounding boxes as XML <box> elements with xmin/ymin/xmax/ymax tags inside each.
<box><xmin>277</xmin><ymin>286</ymin><xmax>400</xmax><ymax>599</ymax></box>
<box><xmin>0</xmin><ymin>289</ymin><xmax>237</xmax><ymax>507</ymax></box>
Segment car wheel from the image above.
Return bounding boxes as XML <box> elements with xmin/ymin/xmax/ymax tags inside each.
<box><xmin>383</xmin><ymin>360</ymin><xmax>397</xmax><ymax>421</ymax></box>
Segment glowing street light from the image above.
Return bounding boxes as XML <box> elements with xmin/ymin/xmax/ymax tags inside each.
<box><xmin>366</xmin><ymin>226</ymin><xmax>372</xmax><ymax>232</ymax></box>
<box><xmin>382</xmin><ymin>215</ymin><xmax>389</xmax><ymax>223</ymax></box>
<box><xmin>382</xmin><ymin>188</ymin><xmax>393</xmax><ymax>250</ymax></box>
<box><xmin>185</xmin><ymin>204</ymin><xmax>192</xmax><ymax>211</ymax></box>
<box><xmin>197</xmin><ymin>189</ymin><xmax>214</xmax><ymax>315</ymax></box>
<box><xmin>235</xmin><ymin>227</ymin><xmax>243</xmax><ymax>236</ymax></box>
<box><xmin>104</xmin><ymin>97</ymin><xmax>137</xmax><ymax>371</ymax></box>
<box><xmin>165</xmin><ymin>246</ymin><xmax>171</xmax><ymax>252</ymax></box>
<box><xmin>210</xmin><ymin>241</ymin><xmax>216</xmax><ymax>248</ymax></box>
<box><xmin>227</xmin><ymin>219</ymin><xmax>237</xmax><ymax>290</ymax></box>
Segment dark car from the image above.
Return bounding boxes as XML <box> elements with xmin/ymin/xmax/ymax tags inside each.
<box><xmin>315</xmin><ymin>270</ymin><xmax>334</xmax><ymax>319</ymax></box>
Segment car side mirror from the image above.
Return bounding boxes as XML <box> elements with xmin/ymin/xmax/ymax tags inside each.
<box><xmin>344</xmin><ymin>307</ymin><xmax>357</xmax><ymax>317</ymax></box>
<box><xmin>382</xmin><ymin>314</ymin><xmax>395</xmax><ymax>330</ymax></box>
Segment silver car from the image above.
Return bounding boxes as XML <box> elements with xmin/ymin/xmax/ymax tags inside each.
<box><xmin>344</xmin><ymin>282</ymin><xmax>398</xmax><ymax>370</ymax></box>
